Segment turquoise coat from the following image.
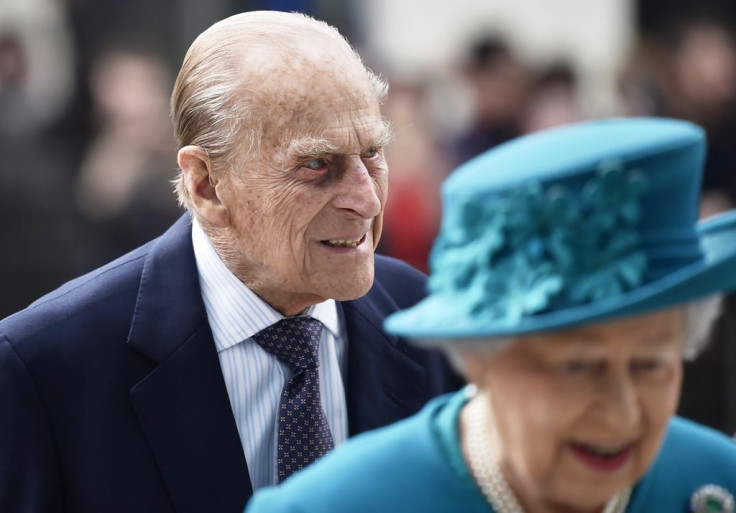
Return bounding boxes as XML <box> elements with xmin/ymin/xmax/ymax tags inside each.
<box><xmin>246</xmin><ymin>391</ymin><xmax>736</xmax><ymax>512</ymax></box>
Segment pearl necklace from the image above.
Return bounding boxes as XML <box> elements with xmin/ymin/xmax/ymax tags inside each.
<box><xmin>464</xmin><ymin>395</ymin><xmax>631</xmax><ymax>513</ymax></box>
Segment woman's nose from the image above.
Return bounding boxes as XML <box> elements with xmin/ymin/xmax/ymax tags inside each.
<box><xmin>595</xmin><ymin>371</ymin><xmax>642</xmax><ymax>430</ymax></box>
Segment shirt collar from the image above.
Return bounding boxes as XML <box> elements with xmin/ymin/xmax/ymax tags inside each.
<box><xmin>191</xmin><ymin>218</ymin><xmax>339</xmax><ymax>352</ymax></box>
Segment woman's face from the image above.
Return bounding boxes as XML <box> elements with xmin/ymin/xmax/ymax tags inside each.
<box><xmin>462</xmin><ymin>309</ymin><xmax>684</xmax><ymax>512</ymax></box>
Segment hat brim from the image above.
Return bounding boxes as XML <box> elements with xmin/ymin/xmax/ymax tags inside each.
<box><xmin>384</xmin><ymin>210</ymin><xmax>736</xmax><ymax>345</ymax></box>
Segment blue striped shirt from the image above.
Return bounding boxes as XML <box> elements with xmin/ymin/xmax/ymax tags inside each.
<box><xmin>191</xmin><ymin>220</ymin><xmax>348</xmax><ymax>491</ymax></box>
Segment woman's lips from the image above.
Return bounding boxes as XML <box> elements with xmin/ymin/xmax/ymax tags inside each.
<box><xmin>568</xmin><ymin>441</ymin><xmax>635</xmax><ymax>472</ymax></box>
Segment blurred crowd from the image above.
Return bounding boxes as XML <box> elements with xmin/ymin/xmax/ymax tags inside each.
<box><xmin>380</xmin><ymin>19</ymin><xmax>736</xmax><ymax>272</ymax></box>
<box><xmin>0</xmin><ymin>0</ymin><xmax>182</xmax><ymax>318</ymax></box>
<box><xmin>2</xmin><ymin>2</ymin><xmax>736</xmax><ymax>429</ymax></box>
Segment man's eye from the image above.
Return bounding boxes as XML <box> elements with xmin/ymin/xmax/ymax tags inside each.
<box><xmin>361</xmin><ymin>146</ymin><xmax>379</xmax><ymax>159</ymax></box>
<box><xmin>304</xmin><ymin>158</ymin><xmax>328</xmax><ymax>170</ymax></box>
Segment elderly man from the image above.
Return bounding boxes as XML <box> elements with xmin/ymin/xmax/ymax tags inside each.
<box><xmin>0</xmin><ymin>11</ymin><xmax>461</xmax><ymax>513</ymax></box>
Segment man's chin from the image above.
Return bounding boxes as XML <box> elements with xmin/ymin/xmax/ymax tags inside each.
<box><xmin>324</xmin><ymin>271</ymin><xmax>375</xmax><ymax>302</ymax></box>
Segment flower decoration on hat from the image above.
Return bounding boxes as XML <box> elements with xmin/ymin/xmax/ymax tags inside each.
<box><xmin>569</xmin><ymin>160</ymin><xmax>648</xmax><ymax>303</ymax></box>
<box><xmin>428</xmin><ymin>160</ymin><xmax>649</xmax><ymax>323</ymax></box>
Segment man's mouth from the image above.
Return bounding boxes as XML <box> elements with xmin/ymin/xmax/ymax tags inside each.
<box><xmin>321</xmin><ymin>234</ymin><xmax>367</xmax><ymax>248</ymax></box>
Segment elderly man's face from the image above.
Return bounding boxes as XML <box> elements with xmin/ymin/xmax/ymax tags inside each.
<box><xmin>462</xmin><ymin>309</ymin><xmax>683</xmax><ymax>511</ymax></box>
<box><xmin>217</xmin><ymin>53</ymin><xmax>389</xmax><ymax>315</ymax></box>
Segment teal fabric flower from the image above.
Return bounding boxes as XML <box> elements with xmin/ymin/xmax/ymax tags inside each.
<box><xmin>504</xmin><ymin>184</ymin><xmax>579</xmax><ymax>250</ymax></box>
<box><xmin>456</xmin><ymin>250</ymin><xmax>564</xmax><ymax>322</ymax></box>
<box><xmin>428</xmin><ymin>161</ymin><xmax>649</xmax><ymax>321</ymax></box>
<box><xmin>428</xmin><ymin>200</ymin><xmax>506</xmax><ymax>294</ymax></box>
<box><xmin>583</xmin><ymin>159</ymin><xmax>647</xmax><ymax>229</ymax></box>
<box><xmin>568</xmin><ymin>161</ymin><xmax>648</xmax><ymax>303</ymax></box>
<box><xmin>568</xmin><ymin>230</ymin><xmax>647</xmax><ymax>302</ymax></box>
<box><xmin>491</xmin><ymin>253</ymin><xmax>564</xmax><ymax>321</ymax></box>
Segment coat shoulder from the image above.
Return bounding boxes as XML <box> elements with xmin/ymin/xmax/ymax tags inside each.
<box><xmin>0</xmin><ymin>243</ymin><xmax>150</xmax><ymax>346</ymax></box>
<box><xmin>373</xmin><ymin>254</ymin><xmax>427</xmax><ymax>308</ymax></box>
<box><xmin>630</xmin><ymin>416</ymin><xmax>736</xmax><ymax>511</ymax></box>
<box><xmin>246</xmin><ymin>394</ymin><xmax>469</xmax><ymax>513</ymax></box>
<box><xmin>0</xmin><ymin>215</ymin><xmax>192</xmax><ymax>348</ymax></box>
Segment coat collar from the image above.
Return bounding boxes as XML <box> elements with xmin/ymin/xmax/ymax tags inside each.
<box><xmin>342</xmin><ymin>280</ymin><xmax>430</xmax><ymax>435</ymax></box>
<box><xmin>127</xmin><ymin>215</ymin><xmax>252</xmax><ymax>513</ymax></box>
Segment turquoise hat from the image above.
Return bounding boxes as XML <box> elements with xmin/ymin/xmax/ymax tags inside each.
<box><xmin>385</xmin><ymin>117</ymin><xmax>736</xmax><ymax>343</ymax></box>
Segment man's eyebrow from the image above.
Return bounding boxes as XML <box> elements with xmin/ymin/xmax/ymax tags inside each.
<box><xmin>286</xmin><ymin>137</ymin><xmax>339</xmax><ymax>158</ymax></box>
<box><xmin>374</xmin><ymin>120</ymin><xmax>393</xmax><ymax>148</ymax></box>
<box><xmin>285</xmin><ymin>121</ymin><xmax>393</xmax><ymax>158</ymax></box>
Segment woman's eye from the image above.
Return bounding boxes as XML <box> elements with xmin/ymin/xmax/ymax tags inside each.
<box><xmin>632</xmin><ymin>360</ymin><xmax>662</xmax><ymax>373</ymax></box>
<box><xmin>304</xmin><ymin>158</ymin><xmax>328</xmax><ymax>171</ymax></box>
<box><xmin>561</xmin><ymin>361</ymin><xmax>588</xmax><ymax>375</ymax></box>
<box><xmin>361</xmin><ymin>146</ymin><xmax>379</xmax><ymax>159</ymax></box>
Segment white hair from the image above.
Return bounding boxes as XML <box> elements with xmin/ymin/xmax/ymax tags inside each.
<box><xmin>170</xmin><ymin>11</ymin><xmax>388</xmax><ymax>210</ymax></box>
<box><xmin>434</xmin><ymin>296</ymin><xmax>724</xmax><ymax>376</ymax></box>
<box><xmin>682</xmin><ymin>295</ymin><xmax>723</xmax><ymax>360</ymax></box>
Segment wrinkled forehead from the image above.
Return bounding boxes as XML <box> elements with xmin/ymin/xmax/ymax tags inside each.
<box><xmin>238</xmin><ymin>44</ymin><xmax>382</xmax><ymax>144</ymax></box>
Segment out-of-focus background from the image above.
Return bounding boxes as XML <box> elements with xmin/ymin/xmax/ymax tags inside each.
<box><xmin>2</xmin><ymin>0</ymin><xmax>736</xmax><ymax>432</ymax></box>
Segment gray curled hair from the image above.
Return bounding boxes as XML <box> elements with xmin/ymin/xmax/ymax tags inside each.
<box><xmin>169</xmin><ymin>11</ymin><xmax>388</xmax><ymax>210</ymax></box>
<box><xmin>436</xmin><ymin>296</ymin><xmax>724</xmax><ymax>376</ymax></box>
<box><xmin>682</xmin><ymin>295</ymin><xmax>723</xmax><ymax>360</ymax></box>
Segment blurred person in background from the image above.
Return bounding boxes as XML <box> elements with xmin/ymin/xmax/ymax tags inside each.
<box><xmin>452</xmin><ymin>35</ymin><xmax>532</xmax><ymax>163</ymax></box>
<box><xmin>378</xmin><ymin>79</ymin><xmax>448</xmax><ymax>272</ymax></box>
<box><xmin>620</xmin><ymin>19</ymin><xmax>736</xmax><ymax>219</ymax></box>
<box><xmin>0</xmin><ymin>33</ymin><xmax>38</xmax><ymax>134</ymax></box>
<box><xmin>668</xmin><ymin>21</ymin><xmax>736</xmax><ymax>219</ymax></box>
<box><xmin>74</xmin><ymin>44</ymin><xmax>180</xmax><ymax>264</ymax></box>
<box><xmin>0</xmin><ymin>5</ymin><xmax>82</xmax><ymax>319</ymax></box>
<box><xmin>0</xmin><ymin>11</ymin><xmax>461</xmax><ymax>513</ymax></box>
<box><xmin>248</xmin><ymin>117</ymin><xmax>736</xmax><ymax>513</ymax></box>
<box><xmin>667</xmin><ymin>20</ymin><xmax>736</xmax><ymax>436</ymax></box>
<box><xmin>619</xmin><ymin>18</ymin><xmax>736</xmax><ymax>433</ymax></box>
<box><xmin>520</xmin><ymin>61</ymin><xmax>584</xmax><ymax>135</ymax></box>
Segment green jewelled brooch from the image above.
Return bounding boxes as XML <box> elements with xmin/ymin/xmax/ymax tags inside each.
<box><xmin>690</xmin><ymin>485</ymin><xmax>735</xmax><ymax>513</ymax></box>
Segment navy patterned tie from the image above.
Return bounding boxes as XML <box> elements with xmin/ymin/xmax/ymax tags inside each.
<box><xmin>252</xmin><ymin>316</ymin><xmax>335</xmax><ymax>482</ymax></box>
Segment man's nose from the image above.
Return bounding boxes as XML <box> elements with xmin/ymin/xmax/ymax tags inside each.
<box><xmin>333</xmin><ymin>158</ymin><xmax>383</xmax><ymax>219</ymax></box>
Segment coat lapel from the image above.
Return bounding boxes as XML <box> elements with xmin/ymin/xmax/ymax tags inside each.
<box><xmin>127</xmin><ymin>216</ymin><xmax>252</xmax><ymax>513</ymax></box>
<box><xmin>342</xmin><ymin>289</ymin><xmax>429</xmax><ymax>435</ymax></box>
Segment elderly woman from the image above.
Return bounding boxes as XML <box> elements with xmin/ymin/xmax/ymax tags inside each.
<box><xmin>246</xmin><ymin>118</ymin><xmax>736</xmax><ymax>513</ymax></box>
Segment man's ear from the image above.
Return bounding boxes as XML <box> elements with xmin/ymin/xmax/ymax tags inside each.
<box><xmin>178</xmin><ymin>145</ymin><xmax>229</xmax><ymax>227</ymax></box>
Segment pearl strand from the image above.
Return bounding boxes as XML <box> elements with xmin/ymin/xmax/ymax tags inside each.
<box><xmin>464</xmin><ymin>395</ymin><xmax>631</xmax><ymax>513</ymax></box>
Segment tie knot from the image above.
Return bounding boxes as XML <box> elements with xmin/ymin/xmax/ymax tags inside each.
<box><xmin>252</xmin><ymin>316</ymin><xmax>323</xmax><ymax>370</ymax></box>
